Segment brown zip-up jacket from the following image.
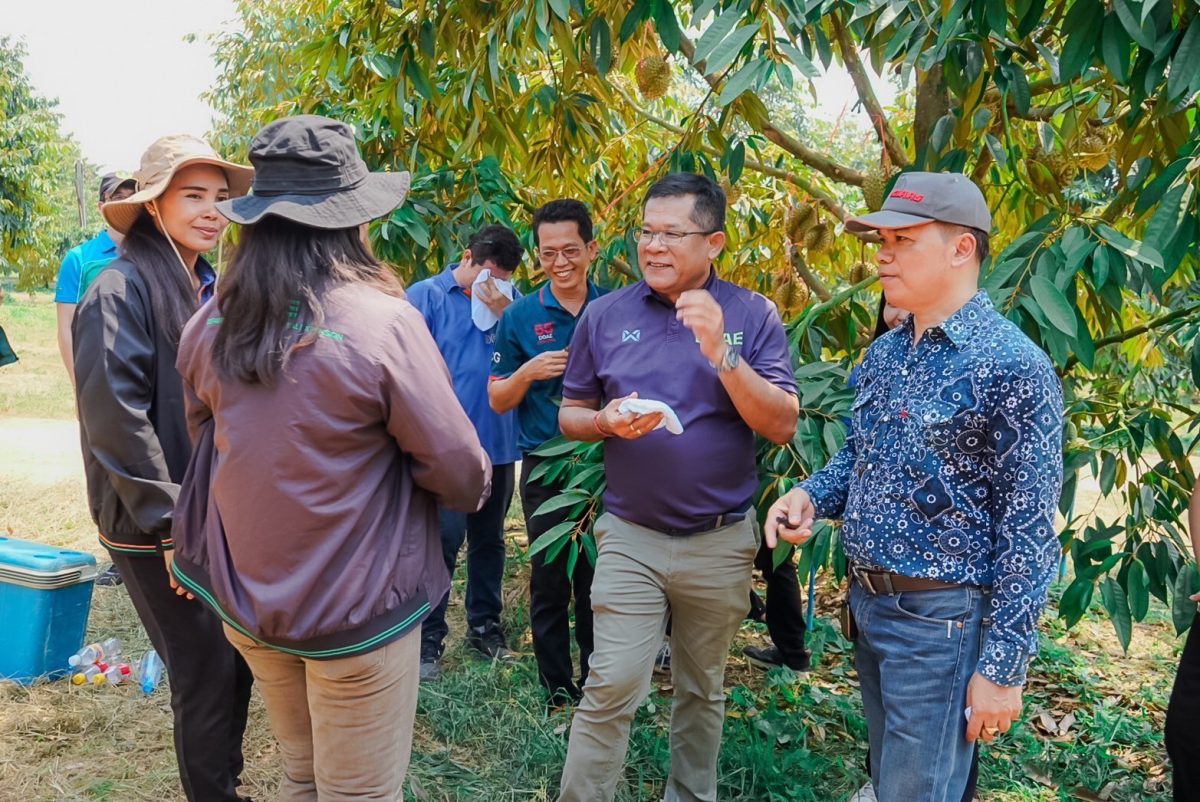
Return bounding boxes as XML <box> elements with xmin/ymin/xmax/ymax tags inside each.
<box><xmin>171</xmin><ymin>283</ymin><xmax>491</xmax><ymax>658</ymax></box>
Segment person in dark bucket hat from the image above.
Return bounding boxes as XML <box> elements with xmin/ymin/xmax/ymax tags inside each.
<box><xmin>172</xmin><ymin>114</ymin><xmax>491</xmax><ymax>799</ymax></box>
<box><xmin>217</xmin><ymin>114</ymin><xmax>411</xmax><ymax>228</ymax></box>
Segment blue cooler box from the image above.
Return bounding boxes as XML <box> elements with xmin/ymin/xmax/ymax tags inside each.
<box><xmin>0</xmin><ymin>537</ymin><xmax>98</xmax><ymax>684</ymax></box>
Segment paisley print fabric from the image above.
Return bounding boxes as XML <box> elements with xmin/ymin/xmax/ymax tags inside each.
<box><xmin>802</xmin><ymin>291</ymin><xmax>1063</xmax><ymax>686</ymax></box>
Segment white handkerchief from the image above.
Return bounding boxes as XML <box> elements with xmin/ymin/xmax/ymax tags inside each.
<box><xmin>470</xmin><ymin>269</ymin><xmax>514</xmax><ymax>331</ymax></box>
<box><xmin>617</xmin><ymin>398</ymin><xmax>685</xmax><ymax>435</ymax></box>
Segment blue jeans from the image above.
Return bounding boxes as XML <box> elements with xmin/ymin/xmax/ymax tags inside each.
<box><xmin>421</xmin><ymin>462</ymin><xmax>515</xmax><ymax>649</ymax></box>
<box><xmin>851</xmin><ymin>581</ymin><xmax>986</xmax><ymax>802</ymax></box>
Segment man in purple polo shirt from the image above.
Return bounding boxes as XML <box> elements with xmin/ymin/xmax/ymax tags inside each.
<box><xmin>555</xmin><ymin>173</ymin><xmax>799</xmax><ymax>802</ymax></box>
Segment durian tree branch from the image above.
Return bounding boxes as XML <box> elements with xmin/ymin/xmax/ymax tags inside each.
<box><xmin>792</xmin><ymin>273</ymin><xmax>880</xmax><ymax>336</ymax></box>
<box><xmin>830</xmin><ymin>11</ymin><xmax>907</xmax><ymax>168</ymax></box>
<box><xmin>608</xmin><ymin>256</ymin><xmax>642</xmax><ymax>282</ymax></box>
<box><xmin>676</xmin><ymin>33</ymin><xmax>866</xmax><ymax>187</ymax></box>
<box><xmin>1061</xmin><ymin>301</ymin><xmax>1200</xmax><ymax>373</ymax></box>
<box><xmin>612</xmin><ymin>83</ymin><xmax>850</xmax><ymax>221</ymax></box>
<box><xmin>1001</xmin><ymin>76</ymin><xmax>1107</xmax><ymax>121</ymax></box>
<box><xmin>789</xmin><ymin>249</ymin><xmax>833</xmax><ymax>302</ymax></box>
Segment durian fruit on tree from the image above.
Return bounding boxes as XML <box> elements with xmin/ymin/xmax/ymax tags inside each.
<box><xmin>774</xmin><ymin>265</ymin><xmax>811</xmax><ymax>320</ymax></box>
<box><xmin>803</xmin><ymin>220</ymin><xmax>834</xmax><ymax>254</ymax></box>
<box><xmin>635</xmin><ymin>52</ymin><xmax>671</xmax><ymax>100</ymax></box>
<box><xmin>1027</xmin><ymin>147</ymin><xmax>1079</xmax><ymax>194</ymax></box>
<box><xmin>720</xmin><ymin>178</ymin><xmax>742</xmax><ymax>206</ymax></box>
<box><xmin>582</xmin><ymin>40</ymin><xmax>622</xmax><ymax>75</ymax></box>
<box><xmin>863</xmin><ymin>164</ymin><xmax>899</xmax><ymax>211</ymax></box>
<box><xmin>1074</xmin><ymin>130</ymin><xmax>1112</xmax><ymax>172</ymax></box>
<box><xmin>784</xmin><ymin>201</ymin><xmax>818</xmax><ymax>243</ymax></box>
<box><xmin>849</xmin><ymin>261</ymin><xmax>873</xmax><ymax>285</ymax></box>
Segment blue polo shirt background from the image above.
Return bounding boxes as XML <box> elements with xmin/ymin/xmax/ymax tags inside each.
<box><xmin>54</xmin><ymin>230</ymin><xmax>119</xmax><ymax>304</ymax></box>
<box><xmin>407</xmin><ymin>264</ymin><xmax>521</xmax><ymax>466</ymax></box>
<box><xmin>562</xmin><ymin>269</ymin><xmax>797</xmax><ymax>533</ymax></box>
<box><xmin>490</xmin><ymin>281</ymin><xmax>605</xmax><ymax>455</ymax></box>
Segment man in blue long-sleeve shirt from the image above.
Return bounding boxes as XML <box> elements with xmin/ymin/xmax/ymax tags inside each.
<box><xmin>406</xmin><ymin>225</ymin><xmax>523</xmax><ymax>680</ymax></box>
<box><xmin>767</xmin><ymin>172</ymin><xmax>1063</xmax><ymax>802</ymax></box>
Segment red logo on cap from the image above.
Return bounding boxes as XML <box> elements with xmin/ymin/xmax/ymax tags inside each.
<box><xmin>890</xmin><ymin>190</ymin><xmax>925</xmax><ymax>202</ymax></box>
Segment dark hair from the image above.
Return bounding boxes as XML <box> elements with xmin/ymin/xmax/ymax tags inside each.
<box><xmin>873</xmin><ymin>293</ymin><xmax>891</xmax><ymax>341</ymax></box>
<box><xmin>941</xmin><ymin>223</ymin><xmax>990</xmax><ymax>265</ymax></box>
<box><xmin>643</xmin><ymin>172</ymin><xmax>726</xmax><ymax>233</ymax></box>
<box><xmin>212</xmin><ymin>215</ymin><xmax>403</xmax><ymax>385</ymax></box>
<box><xmin>467</xmin><ymin>224</ymin><xmax>523</xmax><ymax>271</ymax></box>
<box><xmin>120</xmin><ymin>210</ymin><xmax>203</xmax><ymax>348</ymax></box>
<box><xmin>532</xmin><ymin>199</ymin><xmax>594</xmax><ymax>246</ymax></box>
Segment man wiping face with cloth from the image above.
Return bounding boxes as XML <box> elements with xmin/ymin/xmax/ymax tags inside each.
<box><xmin>405</xmin><ymin>225</ymin><xmax>523</xmax><ymax>679</ymax></box>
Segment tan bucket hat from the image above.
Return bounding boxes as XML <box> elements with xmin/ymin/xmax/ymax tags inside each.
<box><xmin>102</xmin><ymin>134</ymin><xmax>254</xmax><ymax>234</ymax></box>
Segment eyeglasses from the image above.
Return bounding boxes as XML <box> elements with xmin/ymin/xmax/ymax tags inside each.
<box><xmin>537</xmin><ymin>246</ymin><xmax>585</xmax><ymax>264</ymax></box>
<box><xmin>632</xmin><ymin>228</ymin><xmax>717</xmax><ymax>246</ymax></box>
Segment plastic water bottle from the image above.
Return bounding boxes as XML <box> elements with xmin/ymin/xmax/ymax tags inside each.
<box><xmin>95</xmin><ymin>664</ymin><xmax>132</xmax><ymax>686</ymax></box>
<box><xmin>68</xmin><ymin>637</ymin><xmax>123</xmax><ymax>667</ymax></box>
<box><xmin>138</xmin><ymin>650</ymin><xmax>165</xmax><ymax>695</ymax></box>
<box><xmin>71</xmin><ymin>664</ymin><xmax>104</xmax><ymax>685</ymax></box>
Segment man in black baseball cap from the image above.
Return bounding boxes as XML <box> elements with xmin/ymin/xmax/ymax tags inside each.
<box><xmin>98</xmin><ymin>172</ymin><xmax>137</xmax><ymax>203</ymax></box>
<box><xmin>768</xmin><ymin>172</ymin><xmax>1064</xmax><ymax>801</ymax></box>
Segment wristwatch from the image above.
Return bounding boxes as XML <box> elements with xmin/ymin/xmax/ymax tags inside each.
<box><xmin>713</xmin><ymin>346</ymin><xmax>740</xmax><ymax>374</ymax></box>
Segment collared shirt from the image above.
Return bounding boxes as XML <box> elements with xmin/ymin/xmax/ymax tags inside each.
<box><xmin>562</xmin><ymin>269</ymin><xmax>796</xmax><ymax>533</ymax></box>
<box><xmin>801</xmin><ymin>291</ymin><xmax>1063</xmax><ymax>687</ymax></box>
<box><xmin>55</xmin><ymin>230</ymin><xmax>119</xmax><ymax>304</ymax></box>
<box><xmin>406</xmin><ymin>265</ymin><xmax>520</xmax><ymax>466</ymax></box>
<box><xmin>196</xmin><ymin>261</ymin><xmax>216</xmax><ymax>303</ymax></box>
<box><xmin>491</xmin><ymin>280</ymin><xmax>605</xmax><ymax>454</ymax></box>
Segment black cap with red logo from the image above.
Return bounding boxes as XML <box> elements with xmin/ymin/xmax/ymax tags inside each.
<box><xmin>846</xmin><ymin>171</ymin><xmax>992</xmax><ymax>234</ymax></box>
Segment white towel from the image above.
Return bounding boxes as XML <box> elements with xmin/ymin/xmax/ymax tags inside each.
<box><xmin>617</xmin><ymin>398</ymin><xmax>685</xmax><ymax>435</ymax></box>
<box><xmin>470</xmin><ymin>269</ymin><xmax>514</xmax><ymax>331</ymax></box>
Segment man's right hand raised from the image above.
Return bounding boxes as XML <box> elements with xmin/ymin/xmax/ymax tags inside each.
<box><xmin>765</xmin><ymin>487</ymin><xmax>816</xmax><ymax>548</ymax></box>
<box><xmin>519</xmin><ymin>349</ymin><xmax>570</xmax><ymax>382</ymax></box>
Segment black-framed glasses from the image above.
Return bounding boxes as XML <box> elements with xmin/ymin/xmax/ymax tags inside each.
<box><xmin>632</xmin><ymin>228</ymin><xmax>717</xmax><ymax>246</ymax></box>
<box><xmin>537</xmin><ymin>246</ymin><xmax>586</xmax><ymax>264</ymax></box>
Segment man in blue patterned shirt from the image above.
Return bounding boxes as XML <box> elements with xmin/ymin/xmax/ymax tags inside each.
<box><xmin>767</xmin><ymin>172</ymin><xmax>1063</xmax><ymax>802</ymax></box>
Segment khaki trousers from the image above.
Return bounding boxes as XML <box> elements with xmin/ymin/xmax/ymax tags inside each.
<box><xmin>224</xmin><ymin>625</ymin><xmax>420</xmax><ymax>802</ymax></box>
<box><xmin>557</xmin><ymin>511</ymin><xmax>759</xmax><ymax>802</ymax></box>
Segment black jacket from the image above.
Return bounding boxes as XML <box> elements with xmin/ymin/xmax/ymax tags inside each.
<box><xmin>73</xmin><ymin>256</ymin><xmax>199</xmax><ymax>554</ymax></box>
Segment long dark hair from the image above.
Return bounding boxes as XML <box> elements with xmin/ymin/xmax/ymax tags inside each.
<box><xmin>212</xmin><ymin>216</ymin><xmax>402</xmax><ymax>385</ymax></box>
<box><xmin>120</xmin><ymin>210</ymin><xmax>202</xmax><ymax>348</ymax></box>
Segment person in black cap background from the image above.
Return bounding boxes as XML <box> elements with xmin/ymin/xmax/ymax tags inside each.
<box><xmin>170</xmin><ymin>114</ymin><xmax>491</xmax><ymax>800</ymax></box>
<box><xmin>767</xmin><ymin>172</ymin><xmax>1064</xmax><ymax>801</ymax></box>
<box><xmin>55</xmin><ymin>172</ymin><xmax>137</xmax><ymax>384</ymax></box>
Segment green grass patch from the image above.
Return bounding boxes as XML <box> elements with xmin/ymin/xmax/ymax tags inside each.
<box><xmin>0</xmin><ymin>290</ymin><xmax>76</xmax><ymax>419</ymax></box>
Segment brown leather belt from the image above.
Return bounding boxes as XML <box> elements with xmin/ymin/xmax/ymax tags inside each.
<box><xmin>850</xmin><ymin>564</ymin><xmax>965</xmax><ymax>595</ymax></box>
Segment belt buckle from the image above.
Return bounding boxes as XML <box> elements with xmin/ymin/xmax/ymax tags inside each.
<box><xmin>852</xmin><ymin>565</ymin><xmax>895</xmax><ymax>595</ymax></box>
<box><xmin>851</xmin><ymin>565</ymin><xmax>877</xmax><ymax>595</ymax></box>
<box><xmin>714</xmin><ymin>513</ymin><xmax>726</xmax><ymax>529</ymax></box>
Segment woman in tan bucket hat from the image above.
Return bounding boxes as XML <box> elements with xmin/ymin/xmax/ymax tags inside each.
<box><xmin>71</xmin><ymin>134</ymin><xmax>256</xmax><ymax>802</ymax></box>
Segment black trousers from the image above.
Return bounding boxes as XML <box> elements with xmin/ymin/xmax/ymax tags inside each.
<box><xmin>109</xmin><ymin>550</ymin><xmax>253</xmax><ymax>802</ymax></box>
<box><xmin>752</xmin><ymin>539</ymin><xmax>809</xmax><ymax>667</ymax></box>
<box><xmin>521</xmin><ymin>454</ymin><xmax>595</xmax><ymax>703</ymax></box>
<box><xmin>422</xmin><ymin>462</ymin><xmax>516</xmax><ymax>648</ymax></box>
<box><xmin>1167</xmin><ymin>612</ymin><xmax>1200</xmax><ymax>801</ymax></box>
